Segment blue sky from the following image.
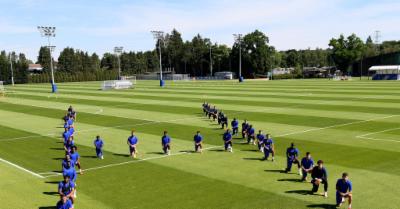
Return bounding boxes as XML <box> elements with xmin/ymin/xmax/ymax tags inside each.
<box><xmin>0</xmin><ymin>0</ymin><xmax>399</xmax><ymax>61</ymax></box>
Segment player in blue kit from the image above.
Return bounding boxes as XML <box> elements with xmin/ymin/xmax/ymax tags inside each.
<box><xmin>127</xmin><ymin>130</ymin><xmax>138</xmax><ymax>158</ymax></box>
<box><xmin>247</xmin><ymin>125</ymin><xmax>255</xmax><ymax>144</ymax></box>
<box><xmin>262</xmin><ymin>134</ymin><xmax>275</xmax><ymax>161</ymax></box>
<box><xmin>94</xmin><ymin>135</ymin><xmax>104</xmax><ymax>159</ymax></box>
<box><xmin>241</xmin><ymin>120</ymin><xmax>249</xmax><ymax>139</ymax></box>
<box><xmin>62</xmin><ymin>155</ymin><xmax>74</xmax><ymax>172</ymax></box>
<box><xmin>62</xmin><ymin>129</ymin><xmax>70</xmax><ymax>142</ymax></box>
<box><xmin>63</xmin><ymin>163</ymin><xmax>77</xmax><ymax>183</ymax></box>
<box><xmin>256</xmin><ymin>130</ymin><xmax>265</xmax><ymax>151</ymax></box>
<box><xmin>56</xmin><ymin>195</ymin><xmax>73</xmax><ymax>209</ymax></box>
<box><xmin>58</xmin><ymin>175</ymin><xmax>76</xmax><ymax>204</ymax></box>
<box><xmin>64</xmin><ymin>137</ymin><xmax>74</xmax><ymax>154</ymax></box>
<box><xmin>285</xmin><ymin>143</ymin><xmax>301</xmax><ymax>175</ymax></box>
<box><xmin>311</xmin><ymin>160</ymin><xmax>328</xmax><ymax>197</ymax></box>
<box><xmin>336</xmin><ymin>172</ymin><xmax>352</xmax><ymax>209</ymax></box>
<box><xmin>223</xmin><ymin>129</ymin><xmax>233</xmax><ymax>152</ymax></box>
<box><xmin>161</xmin><ymin>131</ymin><xmax>171</xmax><ymax>155</ymax></box>
<box><xmin>231</xmin><ymin>118</ymin><xmax>239</xmax><ymax>136</ymax></box>
<box><xmin>70</xmin><ymin>146</ymin><xmax>82</xmax><ymax>174</ymax></box>
<box><xmin>67</xmin><ymin>115</ymin><xmax>74</xmax><ymax>126</ymax></box>
<box><xmin>300</xmin><ymin>152</ymin><xmax>314</xmax><ymax>181</ymax></box>
<box><xmin>194</xmin><ymin>131</ymin><xmax>203</xmax><ymax>153</ymax></box>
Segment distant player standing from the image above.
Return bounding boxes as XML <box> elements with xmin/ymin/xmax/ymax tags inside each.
<box><xmin>223</xmin><ymin>129</ymin><xmax>233</xmax><ymax>152</ymax></box>
<box><xmin>311</xmin><ymin>160</ymin><xmax>328</xmax><ymax>198</ymax></box>
<box><xmin>231</xmin><ymin>118</ymin><xmax>239</xmax><ymax>136</ymax></box>
<box><xmin>193</xmin><ymin>131</ymin><xmax>203</xmax><ymax>153</ymax></box>
<box><xmin>336</xmin><ymin>172</ymin><xmax>352</xmax><ymax>209</ymax></box>
<box><xmin>94</xmin><ymin>135</ymin><xmax>104</xmax><ymax>159</ymax></box>
<box><xmin>161</xmin><ymin>131</ymin><xmax>171</xmax><ymax>155</ymax></box>
<box><xmin>285</xmin><ymin>143</ymin><xmax>301</xmax><ymax>175</ymax></box>
<box><xmin>262</xmin><ymin>134</ymin><xmax>275</xmax><ymax>161</ymax></box>
<box><xmin>300</xmin><ymin>152</ymin><xmax>314</xmax><ymax>181</ymax></box>
<box><xmin>127</xmin><ymin>130</ymin><xmax>138</xmax><ymax>158</ymax></box>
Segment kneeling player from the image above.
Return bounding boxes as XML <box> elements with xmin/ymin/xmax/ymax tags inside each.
<box><xmin>247</xmin><ymin>125</ymin><xmax>255</xmax><ymax>144</ymax></box>
<box><xmin>231</xmin><ymin>118</ymin><xmax>239</xmax><ymax>135</ymax></box>
<box><xmin>127</xmin><ymin>130</ymin><xmax>138</xmax><ymax>158</ymax></box>
<box><xmin>311</xmin><ymin>160</ymin><xmax>328</xmax><ymax>198</ymax></box>
<box><xmin>300</xmin><ymin>152</ymin><xmax>314</xmax><ymax>181</ymax></box>
<box><xmin>336</xmin><ymin>172</ymin><xmax>352</xmax><ymax>209</ymax></box>
<box><xmin>223</xmin><ymin>129</ymin><xmax>233</xmax><ymax>152</ymax></box>
<box><xmin>56</xmin><ymin>194</ymin><xmax>73</xmax><ymax>209</ymax></box>
<box><xmin>285</xmin><ymin>143</ymin><xmax>301</xmax><ymax>174</ymax></box>
<box><xmin>256</xmin><ymin>130</ymin><xmax>265</xmax><ymax>151</ymax></box>
<box><xmin>58</xmin><ymin>175</ymin><xmax>75</xmax><ymax>204</ymax></box>
<box><xmin>221</xmin><ymin>115</ymin><xmax>228</xmax><ymax>129</ymax></box>
<box><xmin>262</xmin><ymin>134</ymin><xmax>275</xmax><ymax>161</ymax></box>
<box><xmin>161</xmin><ymin>131</ymin><xmax>171</xmax><ymax>155</ymax></box>
<box><xmin>194</xmin><ymin>131</ymin><xmax>203</xmax><ymax>153</ymax></box>
<box><xmin>241</xmin><ymin>120</ymin><xmax>249</xmax><ymax>139</ymax></box>
<box><xmin>70</xmin><ymin>146</ymin><xmax>82</xmax><ymax>174</ymax></box>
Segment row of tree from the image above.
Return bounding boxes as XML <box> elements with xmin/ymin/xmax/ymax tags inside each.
<box><xmin>1</xmin><ymin>29</ymin><xmax>400</xmax><ymax>84</ymax></box>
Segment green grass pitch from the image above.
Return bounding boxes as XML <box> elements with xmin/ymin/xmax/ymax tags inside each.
<box><xmin>0</xmin><ymin>79</ymin><xmax>399</xmax><ymax>209</ymax></box>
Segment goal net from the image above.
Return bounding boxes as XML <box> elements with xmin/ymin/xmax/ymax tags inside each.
<box><xmin>101</xmin><ymin>80</ymin><xmax>134</xmax><ymax>90</ymax></box>
<box><xmin>120</xmin><ymin>76</ymin><xmax>136</xmax><ymax>85</ymax></box>
<box><xmin>172</xmin><ymin>74</ymin><xmax>191</xmax><ymax>82</ymax></box>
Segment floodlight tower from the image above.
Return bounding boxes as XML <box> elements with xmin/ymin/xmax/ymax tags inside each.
<box><xmin>233</xmin><ymin>34</ymin><xmax>244</xmax><ymax>82</ymax></box>
<box><xmin>114</xmin><ymin>46</ymin><xmax>123</xmax><ymax>80</ymax></box>
<box><xmin>151</xmin><ymin>30</ymin><xmax>165</xmax><ymax>87</ymax></box>
<box><xmin>37</xmin><ymin>26</ymin><xmax>57</xmax><ymax>93</ymax></box>
<box><xmin>9</xmin><ymin>53</ymin><xmax>15</xmax><ymax>86</ymax></box>
<box><xmin>209</xmin><ymin>43</ymin><xmax>213</xmax><ymax>76</ymax></box>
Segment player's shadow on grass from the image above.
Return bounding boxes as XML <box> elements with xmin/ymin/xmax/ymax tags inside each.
<box><xmin>45</xmin><ymin>181</ymin><xmax>59</xmax><ymax>184</ymax></box>
<box><xmin>38</xmin><ymin>206</ymin><xmax>56</xmax><ymax>209</ymax></box>
<box><xmin>43</xmin><ymin>191</ymin><xmax>59</xmax><ymax>196</ymax></box>
<box><xmin>209</xmin><ymin>149</ymin><xmax>225</xmax><ymax>152</ymax></box>
<box><xmin>112</xmin><ymin>153</ymin><xmax>131</xmax><ymax>157</ymax></box>
<box><xmin>285</xmin><ymin>190</ymin><xmax>313</xmax><ymax>195</ymax></box>
<box><xmin>277</xmin><ymin>178</ymin><xmax>303</xmax><ymax>183</ymax></box>
<box><xmin>52</xmin><ymin>157</ymin><xmax>64</xmax><ymax>160</ymax></box>
<box><xmin>306</xmin><ymin>203</ymin><xmax>337</xmax><ymax>209</ymax></box>
<box><xmin>146</xmin><ymin>151</ymin><xmax>165</xmax><ymax>155</ymax></box>
<box><xmin>264</xmin><ymin>169</ymin><xmax>286</xmax><ymax>173</ymax></box>
<box><xmin>240</xmin><ymin>148</ymin><xmax>259</xmax><ymax>152</ymax></box>
<box><xmin>49</xmin><ymin>147</ymin><xmax>64</xmax><ymax>150</ymax></box>
<box><xmin>242</xmin><ymin>157</ymin><xmax>262</xmax><ymax>161</ymax></box>
<box><xmin>81</xmin><ymin>155</ymin><xmax>98</xmax><ymax>158</ymax></box>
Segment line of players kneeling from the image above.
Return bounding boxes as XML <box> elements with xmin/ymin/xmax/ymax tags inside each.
<box><xmin>203</xmin><ymin>102</ymin><xmax>353</xmax><ymax>209</ymax></box>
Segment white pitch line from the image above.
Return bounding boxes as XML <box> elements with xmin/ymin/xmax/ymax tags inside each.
<box><xmin>43</xmin><ymin>145</ymin><xmax>221</xmax><ymax>178</ymax></box>
<box><xmin>357</xmin><ymin>136</ymin><xmax>400</xmax><ymax>143</ymax></box>
<box><xmin>276</xmin><ymin>114</ymin><xmax>399</xmax><ymax>138</ymax></box>
<box><xmin>356</xmin><ymin>127</ymin><xmax>400</xmax><ymax>138</ymax></box>
<box><xmin>0</xmin><ymin>157</ymin><xmax>44</xmax><ymax>178</ymax></box>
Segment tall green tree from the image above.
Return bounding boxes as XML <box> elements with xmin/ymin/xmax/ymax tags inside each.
<box><xmin>329</xmin><ymin>34</ymin><xmax>365</xmax><ymax>73</ymax></box>
<box><xmin>37</xmin><ymin>46</ymin><xmax>52</xmax><ymax>72</ymax></box>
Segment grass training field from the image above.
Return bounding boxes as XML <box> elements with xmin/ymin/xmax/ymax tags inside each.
<box><xmin>0</xmin><ymin>79</ymin><xmax>399</xmax><ymax>209</ymax></box>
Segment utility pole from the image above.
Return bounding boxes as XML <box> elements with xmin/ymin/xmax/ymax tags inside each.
<box><xmin>209</xmin><ymin>44</ymin><xmax>213</xmax><ymax>76</ymax></box>
<box><xmin>9</xmin><ymin>53</ymin><xmax>14</xmax><ymax>86</ymax></box>
<box><xmin>233</xmin><ymin>34</ymin><xmax>243</xmax><ymax>82</ymax></box>
<box><xmin>151</xmin><ymin>30</ymin><xmax>165</xmax><ymax>87</ymax></box>
<box><xmin>37</xmin><ymin>26</ymin><xmax>57</xmax><ymax>92</ymax></box>
<box><xmin>114</xmin><ymin>46</ymin><xmax>123</xmax><ymax>80</ymax></box>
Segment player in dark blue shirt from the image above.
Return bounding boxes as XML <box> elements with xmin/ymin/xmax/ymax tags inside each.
<box><xmin>285</xmin><ymin>143</ymin><xmax>301</xmax><ymax>175</ymax></box>
<box><xmin>127</xmin><ymin>130</ymin><xmax>138</xmax><ymax>158</ymax></box>
<box><xmin>56</xmin><ymin>195</ymin><xmax>73</xmax><ymax>209</ymax></box>
<box><xmin>256</xmin><ymin>130</ymin><xmax>265</xmax><ymax>151</ymax></box>
<box><xmin>241</xmin><ymin>120</ymin><xmax>249</xmax><ymax>139</ymax></box>
<box><xmin>221</xmin><ymin>114</ymin><xmax>228</xmax><ymax>129</ymax></box>
<box><xmin>223</xmin><ymin>129</ymin><xmax>233</xmax><ymax>152</ymax></box>
<box><xmin>64</xmin><ymin>137</ymin><xmax>74</xmax><ymax>154</ymax></box>
<box><xmin>62</xmin><ymin>163</ymin><xmax>77</xmax><ymax>183</ymax></box>
<box><xmin>262</xmin><ymin>134</ymin><xmax>275</xmax><ymax>161</ymax></box>
<box><xmin>311</xmin><ymin>160</ymin><xmax>328</xmax><ymax>197</ymax></box>
<box><xmin>70</xmin><ymin>146</ymin><xmax>82</xmax><ymax>174</ymax></box>
<box><xmin>194</xmin><ymin>131</ymin><xmax>203</xmax><ymax>153</ymax></box>
<box><xmin>62</xmin><ymin>129</ymin><xmax>70</xmax><ymax>143</ymax></box>
<box><xmin>336</xmin><ymin>172</ymin><xmax>352</xmax><ymax>209</ymax></box>
<box><xmin>247</xmin><ymin>125</ymin><xmax>255</xmax><ymax>144</ymax></box>
<box><xmin>300</xmin><ymin>152</ymin><xmax>314</xmax><ymax>181</ymax></box>
<box><xmin>62</xmin><ymin>154</ymin><xmax>74</xmax><ymax>172</ymax></box>
<box><xmin>94</xmin><ymin>135</ymin><xmax>104</xmax><ymax>159</ymax></box>
<box><xmin>58</xmin><ymin>175</ymin><xmax>75</xmax><ymax>204</ymax></box>
<box><xmin>161</xmin><ymin>131</ymin><xmax>171</xmax><ymax>155</ymax></box>
<box><xmin>231</xmin><ymin>118</ymin><xmax>239</xmax><ymax>136</ymax></box>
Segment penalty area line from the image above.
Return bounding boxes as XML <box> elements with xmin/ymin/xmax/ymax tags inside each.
<box><xmin>43</xmin><ymin>145</ymin><xmax>221</xmax><ymax>178</ymax></box>
<box><xmin>0</xmin><ymin>157</ymin><xmax>44</xmax><ymax>178</ymax></box>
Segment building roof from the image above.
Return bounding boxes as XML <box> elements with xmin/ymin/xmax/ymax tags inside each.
<box><xmin>369</xmin><ymin>65</ymin><xmax>400</xmax><ymax>71</ymax></box>
<box><xmin>28</xmin><ymin>64</ymin><xmax>43</xmax><ymax>70</ymax></box>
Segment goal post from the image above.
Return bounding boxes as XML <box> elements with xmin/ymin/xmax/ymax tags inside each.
<box><xmin>0</xmin><ymin>81</ymin><xmax>5</xmax><ymax>96</ymax></box>
<box><xmin>120</xmin><ymin>76</ymin><xmax>136</xmax><ymax>85</ymax></box>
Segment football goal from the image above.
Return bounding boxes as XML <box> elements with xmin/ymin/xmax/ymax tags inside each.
<box><xmin>101</xmin><ymin>76</ymin><xmax>136</xmax><ymax>90</ymax></box>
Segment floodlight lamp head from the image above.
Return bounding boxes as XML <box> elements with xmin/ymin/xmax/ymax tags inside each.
<box><xmin>114</xmin><ymin>46</ymin><xmax>123</xmax><ymax>54</ymax></box>
<box><xmin>37</xmin><ymin>26</ymin><xmax>56</xmax><ymax>37</ymax></box>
